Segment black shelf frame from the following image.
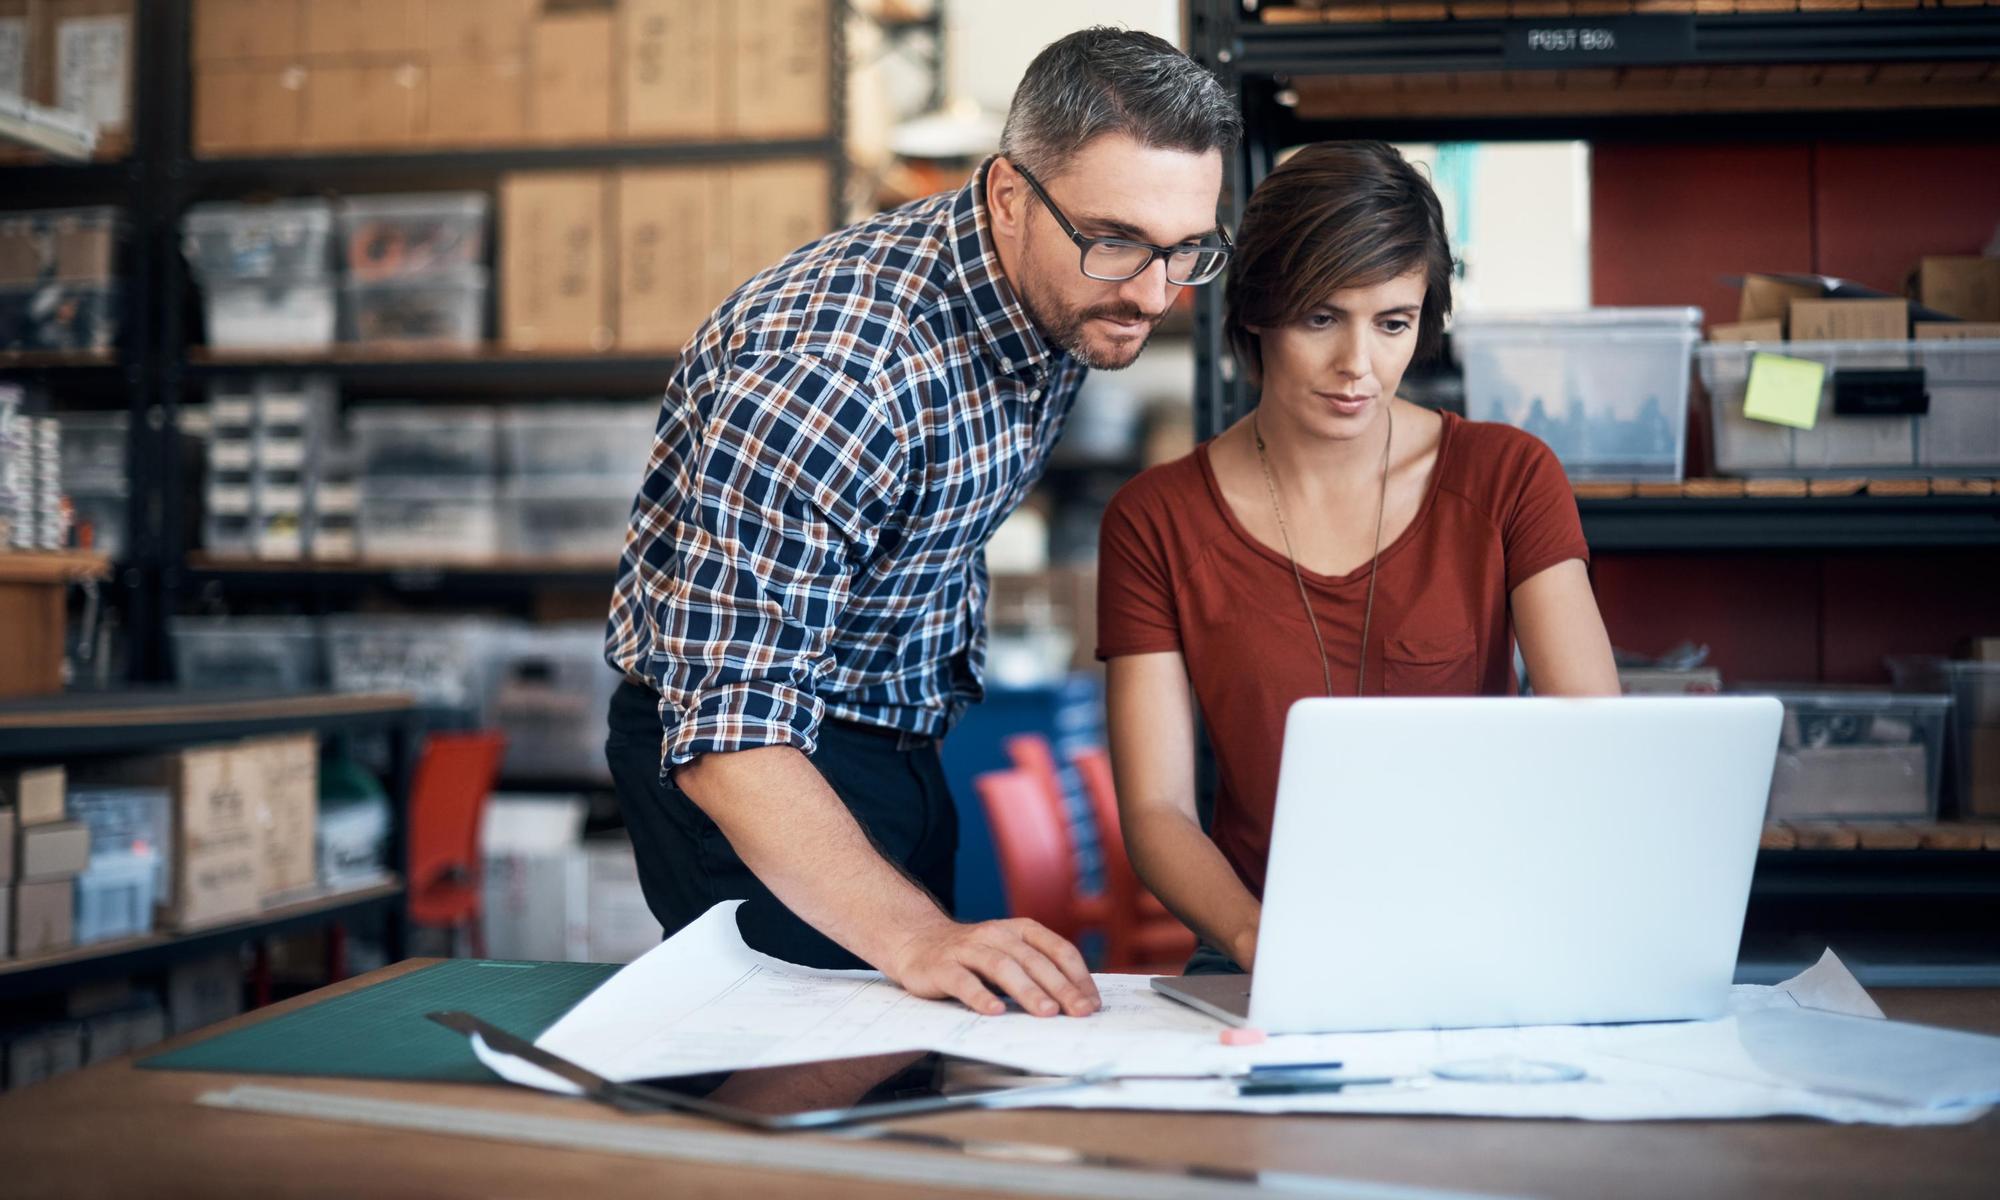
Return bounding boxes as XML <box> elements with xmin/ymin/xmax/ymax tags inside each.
<box><xmin>0</xmin><ymin>0</ymin><xmax>851</xmax><ymax>677</ymax></box>
<box><xmin>1578</xmin><ymin>494</ymin><xmax>2000</xmax><ymax>553</ymax></box>
<box><xmin>0</xmin><ymin>690</ymin><xmax>422</xmax><ymax>999</ymax></box>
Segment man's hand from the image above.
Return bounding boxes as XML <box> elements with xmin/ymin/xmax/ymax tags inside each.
<box><xmin>887</xmin><ymin>917</ymin><xmax>1100</xmax><ymax>1018</ymax></box>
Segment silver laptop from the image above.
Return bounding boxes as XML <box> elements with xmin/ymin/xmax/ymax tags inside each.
<box><xmin>1154</xmin><ymin>697</ymin><xmax>1782</xmax><ymax>1034</ymax></box>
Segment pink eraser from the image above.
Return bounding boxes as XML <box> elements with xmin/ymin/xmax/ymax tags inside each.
<box><xmin>1220</xmin><ymin>1027</ymin><xmax>1266</xmax><ymax>1046</ymax></box>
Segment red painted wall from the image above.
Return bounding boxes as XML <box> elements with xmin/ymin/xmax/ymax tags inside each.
<box><xmin>1588</xmin><ymin>142</ymin><xmax>2000</xmax><ymax>686</ymax></box>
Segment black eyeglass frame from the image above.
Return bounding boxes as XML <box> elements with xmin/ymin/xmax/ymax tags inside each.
<box><xmin>1011</xmin><ymin>162</ymin><xmax>1233</xmax><ymax>286</ymax></box>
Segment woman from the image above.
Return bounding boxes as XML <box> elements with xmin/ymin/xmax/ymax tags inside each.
<box><xmin>1095</xmin><ymin>141</ymin><xmax>1620</xmax><ymax>976</ymax></box>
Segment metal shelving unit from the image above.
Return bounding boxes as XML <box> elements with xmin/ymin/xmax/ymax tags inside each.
<box><xmin>1189</xmin><ymin>2</ymin><xmax>2000</xmax><ymax>983</ymax></box>
<box><xmin>0</xmin><ymin>689</ymin><xmax>420</xmax><ymax>998</ymax></box>
<box><xmin>0</xmin><ymin>0</ymin><xmax>851</xmax><ymax>678</ymax></box>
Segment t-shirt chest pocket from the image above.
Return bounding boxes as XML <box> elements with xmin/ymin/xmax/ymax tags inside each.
<box><xmin>1381</xmin><ymin>628</ymin><xmax>1479</xmax><ymax>696</ymax></box>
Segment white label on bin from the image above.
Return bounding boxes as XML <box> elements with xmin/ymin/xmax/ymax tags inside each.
<box><xmin>0</xmin><ymin>19</ymin><xmax>26</xmax><ymax>101</ymax></box>
<box><xmin>56</xmin><ymin>16</ymin><xmax>130</xmax><ymax>131</ymax></box>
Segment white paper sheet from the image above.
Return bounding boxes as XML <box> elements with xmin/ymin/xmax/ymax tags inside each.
<box><xmin>473</xmin><ymin>902</ymin><xmax>1989</xmax><ymax>1125</ymax></box>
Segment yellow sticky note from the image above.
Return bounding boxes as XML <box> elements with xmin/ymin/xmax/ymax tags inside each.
<box><xmin>1743</xmin><ymin>352</ymin><xmax>1826</xmax><ymax>430</ymax></box>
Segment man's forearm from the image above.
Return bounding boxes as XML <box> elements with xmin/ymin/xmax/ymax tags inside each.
<box><xmin>676</xmin><ymin>744</ymin><xmax>951</xmax><ymax>969</ymax></box>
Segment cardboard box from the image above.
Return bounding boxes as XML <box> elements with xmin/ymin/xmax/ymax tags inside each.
<box><xmin>247</xmin><ymin>733</ymin><xmax>318</xmax><ymax>899</ymax></box>
<box><xmin>97</xmin><ymin>746</ymin><xmax>261</xmax><ymax>930</ymax></box>
<box><xmin>0</xmin><ymin>0</ymin><xmax>44</xmax><ymax>109</ymax></box>
<box><xmin>302</xmin><ymin>61</ymin><xmax>427</xmax><ymax>151</ymax></box>
<box><xmin>1913</xmin><ymin>256</ymin><xmax>2000</xmax><ymax>324</ymax></box>
<box><xmin>15</xmin><ymin>878</ymin><xmax>75</xmax><ymax>955</ymax></box>
<box><xmin>1788</xmin><ymin>298</ymin><xmax>1907</xmax><ymax>342</ymax></box>
<box><xmin>1967</xmin><ymin>637</ymin><xmax>2000</xmax><ymax>663</ymax></box>
<box><xmin>302</xmin><ymin>0</ymin><xmax>419</xmax><ymax>59</ymax></box>
<box><xmin>1916</xmin><ymin>322</ymin><xmax>2000</xmax><ymax>341</ymax></box>
<box><xmin>3</xmin><ymin>765</ymin><xmax>65</xmax><ymax>826</ymax></box>
<box><xmin>621</xmin><ymin>0</ymin><xmax>727</xmax><ymax>140</ymax></box>
<box><xmin>616</xmin><ymin>167</ymin><xmax>728</xmax><ymax>350</ymax></box>
<box><xmin>1710</xmin><ymin>319</ymin><xmax>1784</xmax><ymax>343</ymax></box>
<box><xmin>1968</xmin><ymin>724</ymin><xmax>2000</xmax><ymax>819</ymax></box>
<box><xmin>501</xmin><ymin>172</ymin><xmax>612</xmax><ymax>351</ymax></box>
<box><xmin>194</xmin><ymin>0</ymin><xmax>303</xmax><ymax>62</ymax></box>
<box><xmin>729</xmin><ymin>160</ymin><xmax>832</xmax><ymax>283</ymax></box>
<box><xmin>193</xmin><ymin>63</ymin><xmax>308</xmax><ymax>156</ymax></box>
<box><xmin>422</xmin><ymin>0</ymin><xmax>534</xmax><ymax>59</ymax></box>
<box><xmin>427</xmin><ymin>56</ymin><xmax>526</xmax><ymax>147</ymax></box>
<box><xmin>19</xmin><ymin>819</ymin><xmax>90</xmax><ymax>881</ymax></box>
<box><xmin>1739</xmin><ymin>273</ymin><xmax>1821</xmax><ymax>328</ymax></box>
<box><xmin>528</xmin><ymin>8</ymin><xmax>614</xmax><ymax>143</ymax></box>
<box><xmin>49</xmin><ymin>0</ymin><xmax>133</xmax><ymax>152</ymax></box>
<box><xmin>730</xmin><ymin>0</ymin><xmax>831</xmax><ymax>138</ymax></box>
<box><xmin>1</xmin><ymin>1021</ymin><xmax>83</xmax><ymax>1088</ymax></box>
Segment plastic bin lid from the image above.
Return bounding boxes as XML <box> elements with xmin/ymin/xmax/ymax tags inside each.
<box><xmin>1450</xmin><ymin>306</ymin><xmax>1703</xmax><ymax>331</ymax></box>
<box><xmin>184</xmin><ymin>198</ymin><xmax>335</xmax><ymax>231</ymax></box>
<box><xmin>1746</xmin><ymin>685</ymin><xmax>1953</xmax><ymax>711</ymax></box>
<box><xmin>337</xmin><ymin>192</ymin><xmax>491</xmax><ymax>220</ymax></box>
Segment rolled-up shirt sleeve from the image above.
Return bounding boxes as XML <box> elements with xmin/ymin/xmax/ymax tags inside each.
<box><xmin>638</xmin><ymin>351</ymin><xmax>904</xmax><ymax>769</ymax></box>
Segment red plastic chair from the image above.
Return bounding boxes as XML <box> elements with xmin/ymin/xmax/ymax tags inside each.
<box><xmin>1004</xmin><ymin>735</ymin><xmax>1112</xmax><ymax>936</ymax></box>
<box><xmin>1071</xmin><ymin>746</ymin><xmax>1198</xmax><ymax>971</ymax></box>
<box><xmin>975</xmin><ymin>768</ymin><xmax>1085</xmax><ymax>939</ymax></box>
<box><xmin>406</xmin><ymin>730</ymin><xmax>507</xmax><ymax>958</ymax></box>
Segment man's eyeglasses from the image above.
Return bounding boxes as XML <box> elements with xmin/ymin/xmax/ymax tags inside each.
<box><xmin>1013</xmin><ymin>163</ymin><xmax>1231</xmax><ymax>286</ymax></box>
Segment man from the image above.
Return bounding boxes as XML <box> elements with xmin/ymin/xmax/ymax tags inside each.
<box><xmin>604</xmin><ymin>27</ymin><xmax>1239</xmax><ymax>1019</ymax></box>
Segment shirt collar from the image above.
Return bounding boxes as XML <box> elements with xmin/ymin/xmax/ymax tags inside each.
<box><xmin>948</xmin><ymin>158</ymin><xmax>1062</xmax><ymax>377</ymax></box>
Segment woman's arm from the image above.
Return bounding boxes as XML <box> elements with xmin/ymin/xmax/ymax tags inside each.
<box><xmin>1106</xmin><ymin>651</ymin><xmax>1265</xmax><ymax>969</ymax></box>
<box><xmin>1511</xmin><ymin>559</ymin><xmax>1621</xmax><ymax>697</ymax></box>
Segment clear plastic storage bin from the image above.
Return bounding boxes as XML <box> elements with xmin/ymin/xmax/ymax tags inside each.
<box><xmin>57</xmin><ymin>412</ymin><xmax>126</xmax><ymax>491</ymax></box>
<box><xmin>359</xmin><ymin>482</ymin><xmax>501</xmax><ymax>560</ymax></box>
<box><xmin>489</xmin><ymin>625</ymin><xmax>621</xmax><ymax>783</ymax></box>
<box><xmin>182</xmin><ymin>199</ymin><xmax>335</xmax><ymax>283</ymax></box>
<box><xmin>169</xmin><ymin>615</ymin><xmax>324</xmax><ymax>691</ymax></box>
<box><xmin>325</xmin><ymin>615</ymin><xmax>500</xmax><ymax>712</ymax></box>
<box><xmin>74</xmin><ymin>850</ymin><xmax>161</xmax><ymax>945</ymax></box>
<box><xmin>337</xmin><ymin>193</ymin><xmax>489</xmax><ymax>281</ymax></box>
<box><xmin>500</xmin><ymin>481</ymin><xmax>632</xmax><ymax>559</ymax></box>
<box><xmin>342</xmin><ymin>265</ymin><xmax>487</xmax><ymax>346</ymax></box>
<box><xmin>202</xmin><ymin>280</ymin><xmax>337</xmax><ymax>349</ymax></box>
<box><xmin>1699</xmin><ymin>339</ymin><xmax>2000</xmax><ymax>475</ymax></box>
<box><xmin>1758</xmin><ymin>687</ymin><xmax>1953</xmax><ymax>820</ymax></box>
<box><xmin>0</xmin><ymin>281</ymin><xmax>120</xmax><ymax>352</ymax></box>
<box><xmin>352</xmin><ymin>406</ymin><xmax>498</xmax><ymax>480</ymax></box>
<box><xmin>1887</xmin><ymin>656</ymin><xmax>2000</xmax><ymax>819</ymax></box>
<box><xmin>500</xmin><ymin>403</ymin><xmax>656</xmax><ymax>481</ymax></box>
<box><xmin>1453</xmin><ymin>308</ymin><xmax>1701</xmax><ymax>482</ymax></box>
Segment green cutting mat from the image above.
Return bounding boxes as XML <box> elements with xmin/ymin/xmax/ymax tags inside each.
<box><xmin>138</xmin><ymin>960</ymin><xmax>620</xmax><ymax>1082</ymax></box>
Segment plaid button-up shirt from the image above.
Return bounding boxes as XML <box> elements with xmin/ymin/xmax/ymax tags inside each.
<box><xmin>606</xmin><ymin>163</ymin><xmax>1088</xmax><ymax>768</ymax></box>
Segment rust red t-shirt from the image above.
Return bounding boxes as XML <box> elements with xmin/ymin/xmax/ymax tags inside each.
<box><xmin>1095</xmin><ymin>411</ymin><xmax>1590</xmax><ymax>898</ymax></box>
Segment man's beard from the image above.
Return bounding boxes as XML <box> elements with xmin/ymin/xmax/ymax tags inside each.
<box><xmin>1018</xmin><ymin>271</ymin><xmax>1161</xmax><ymax>371</ymax></box>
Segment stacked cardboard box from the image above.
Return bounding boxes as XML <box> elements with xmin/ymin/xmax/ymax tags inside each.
<box><xmin>3</xmin><ymin>766</ymin><xmax>89</xmax><ymax>959</ymax></box>
<box><xmin>0</xmin><ymin>0</ymin><xmax>135</xmax><ymax>164</ymax></box>
<box><xmin>502</xmin><ymin>159</ymin><xmax>833</xmax><ymax>352</ymax></box>
<box><xmin>192</xmin><ymin>0</ymin><xmax>833</xmax><ymax>156</ymax></box>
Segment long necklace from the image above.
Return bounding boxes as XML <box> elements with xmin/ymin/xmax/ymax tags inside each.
<box><xmin>1252</xmin><ymin>405</ymin><xmax>1393</xmax><ymax>698</ymax></box>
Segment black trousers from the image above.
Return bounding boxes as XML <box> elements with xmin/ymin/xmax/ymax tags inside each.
<box><xmin>605</xmin><ymin>680</ymin><xmax>958</xmax><ymax>969</ymax></box>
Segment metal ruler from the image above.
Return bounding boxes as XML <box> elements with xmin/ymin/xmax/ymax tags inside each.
<box><xmin>198</xmin><ymin>1084</ymin><xmax>1526</xmax><ymax>1200</ymax></box>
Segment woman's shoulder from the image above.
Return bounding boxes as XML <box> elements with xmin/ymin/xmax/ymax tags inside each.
<box><xmin>1104</xmin><ymin>445</ymin><xmax>1212</xmax><ymax>524</ymax></box>
<box><xmin>1441</xmin><ymin>412</ymin><xmax>1571</xmax><ymax>496</ymax></box>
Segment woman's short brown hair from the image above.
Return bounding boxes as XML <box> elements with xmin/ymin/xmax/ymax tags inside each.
<box><xmin>1223</xmin><ymin>141</ymin><xmax>1455</xmax><ymax>383</ymax></box>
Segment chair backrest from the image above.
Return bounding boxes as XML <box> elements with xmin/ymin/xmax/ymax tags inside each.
<box><xmin>407</xmin><ymin>730</ymin><xmax>507</xmax><ymax>917</ymax></box>
<box><xmin>1004</xmin><ymin>732</ymin><xmax>1083</xmax><ymax>865</ymax></box>
<box><xmin>1070</xmin><ymin>746</ymin><xmax>1138</xmax><ymax>919</ymax></box>
<box><xmin>975</xmin><ymin>768</ymin><xmax>1079</xmax><ymax>938</ymax></box>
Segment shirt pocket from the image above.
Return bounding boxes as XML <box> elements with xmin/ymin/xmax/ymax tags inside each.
<box><xmin>1382</xmin><ymin>628</ymin><xmax>1480</xmax><ymax>696</ymax></box>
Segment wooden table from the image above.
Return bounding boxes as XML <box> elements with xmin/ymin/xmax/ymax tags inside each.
<box><xmin>2</xmin><ymin>961</ymin><xmax>1997</xmax><ymax>1199</ymax></box>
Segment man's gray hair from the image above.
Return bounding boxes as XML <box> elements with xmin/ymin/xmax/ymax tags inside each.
<box><xmin>999</xmin><ymin>27</ymin><xmax>1240</xmax><ymax>180</ymax></box>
